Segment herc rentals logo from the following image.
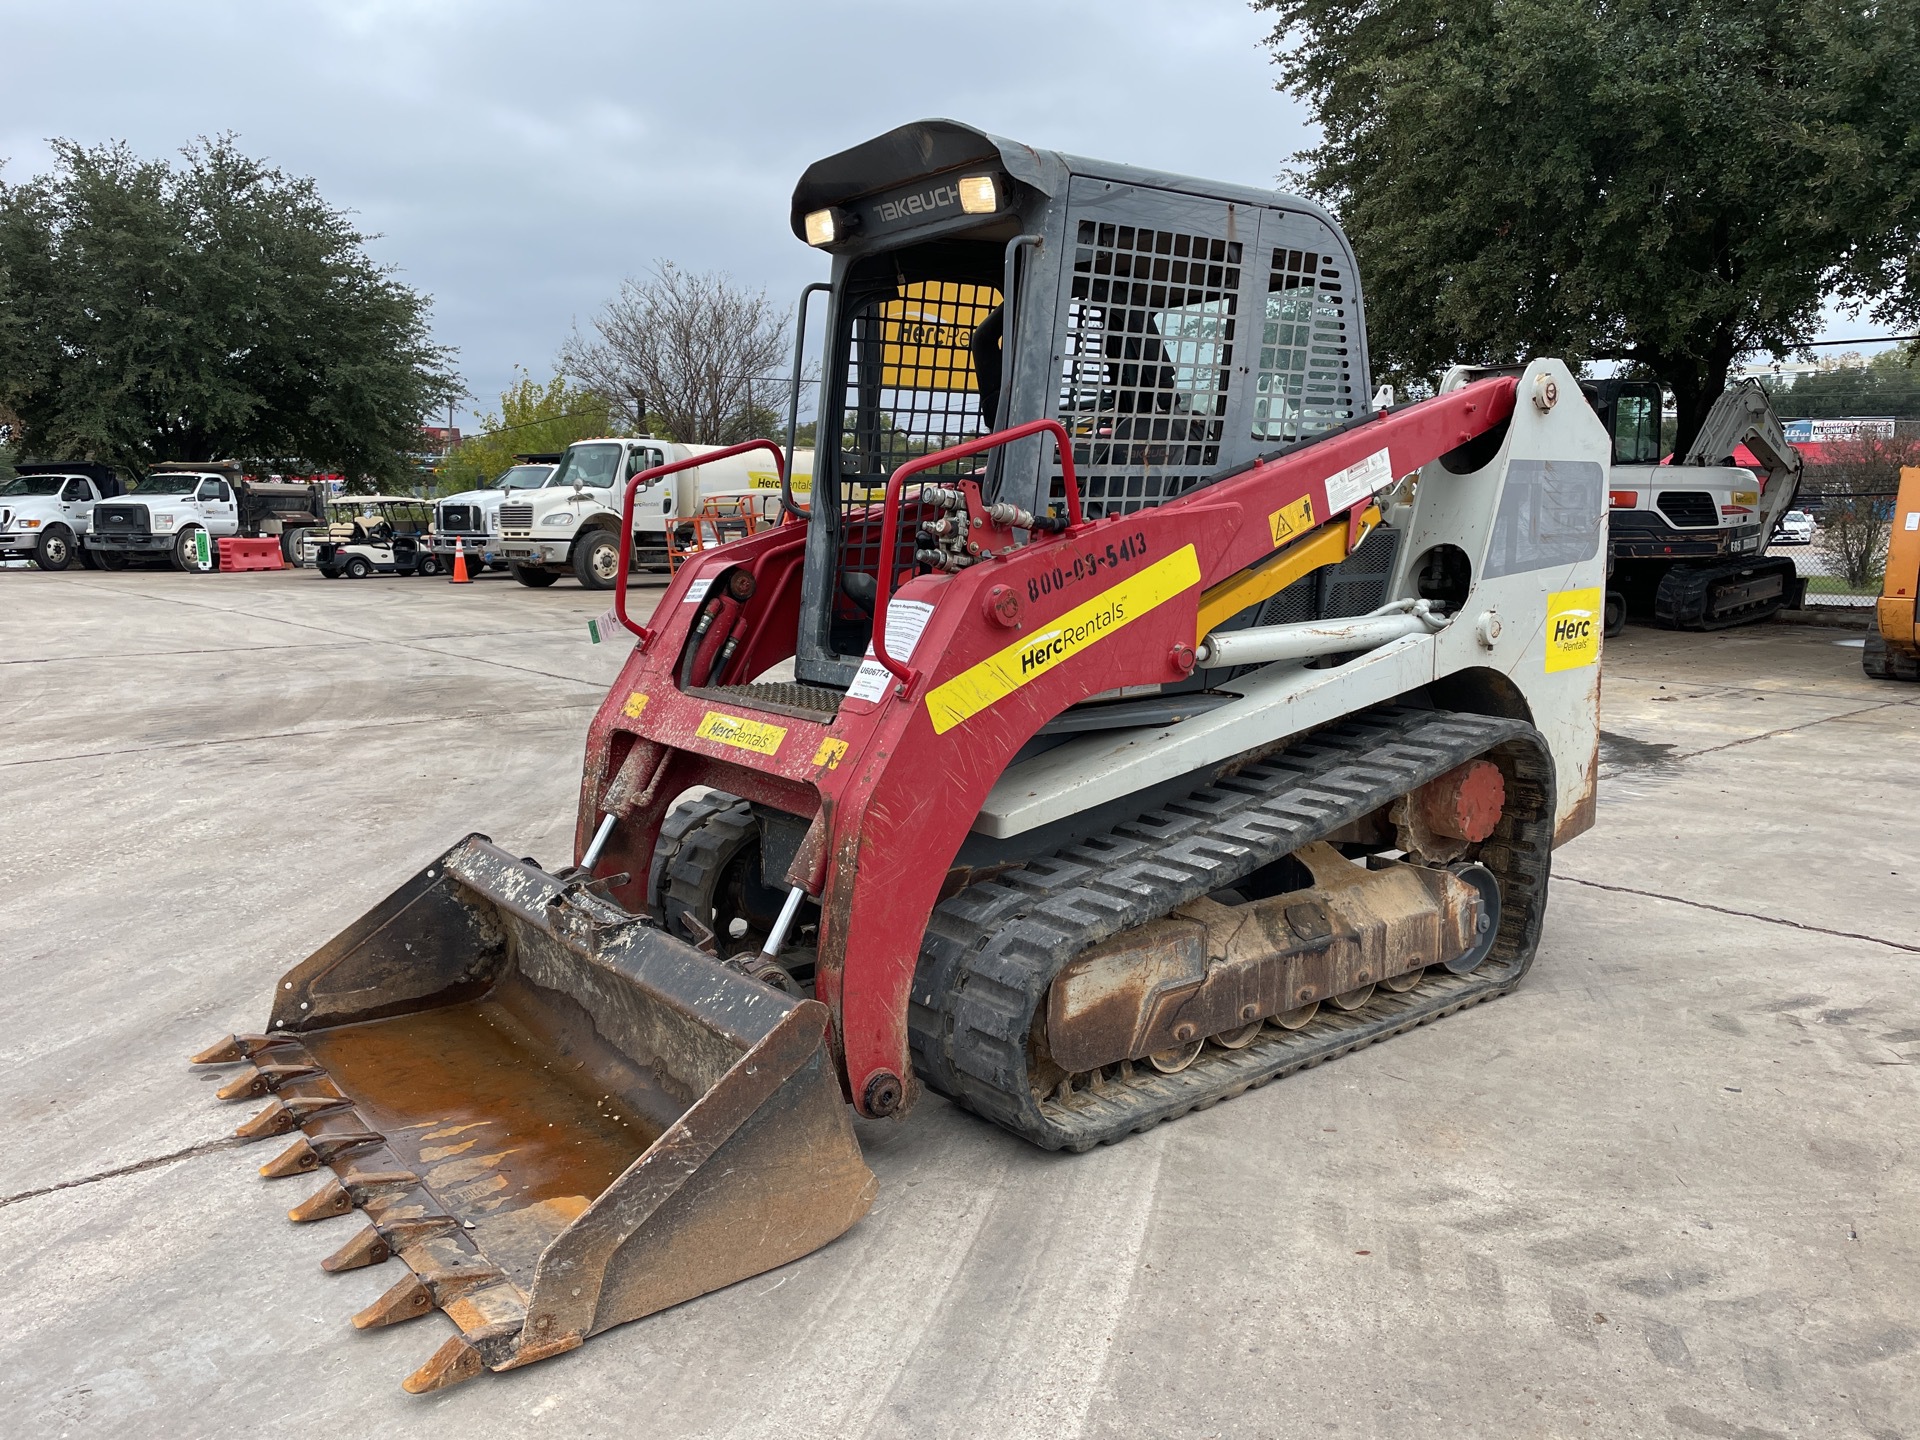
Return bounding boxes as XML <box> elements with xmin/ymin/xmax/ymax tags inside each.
<box><xmin>924</xmin><ymin>546</ymin><xmax>1202</xmax><ymax>735</ymax></box>
<box><xmin>1544</xmin><ymin>588</ymin><xmax>1602</xmax><ymax>672</ymax></box>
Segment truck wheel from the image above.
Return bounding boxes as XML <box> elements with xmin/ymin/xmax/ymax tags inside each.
<box><xmin>96</xmin><ymin>550</ymin><xmax>127</xmax><ymax>571</ymax></box>
<box><xmin>510</xmin><ymin>563</ymin><xmax>560</xmax><ymax>588</ymax></box>
<box><xmin>281</xmin><ymin>528</ymin><xmax>310</xmax><ymax>566</ymax></box>
<box><xmin>171</xmin><ymin>527</ymin><xmax>215</xmax><ymax>574</ymax></box>
<box><xmin>76</xmin><ymin>542</ymin><xmax>102</xmax><ymax>570</ymax></box>
<box><xmin>344</xmin><ymin>555</ymin><xmax>373</xmax><ymax>579</ymax></box>
<box><xmin>33</xmin><ymin>526</ymin><xmax>76</xmax><ymax>571</ymax></box>
<box><xmin>1603</xmin><ymin>590</ymin><xmax>1626</xmax><ymax>638</ymax></box>
<box><xmin>573</xmin><ymin>530</ymin><xmax>623</xmax><ymax>589</ymax></box>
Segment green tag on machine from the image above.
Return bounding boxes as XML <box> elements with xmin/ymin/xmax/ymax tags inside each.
<box><xmin>194</xmin><ymin>529</ymin><xmax>212</xmax><ymax>569</ymax></box>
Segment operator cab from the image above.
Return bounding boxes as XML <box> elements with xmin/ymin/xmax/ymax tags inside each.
<box><xmin>789</xmin><ymin>119</ymin><xmax>1371</xmax><ymax>689</ymax></box>
<box><xmin>1579</xmin><ymin>378</ymin><xmax>1668</xmax><ymax>467</ymax></box>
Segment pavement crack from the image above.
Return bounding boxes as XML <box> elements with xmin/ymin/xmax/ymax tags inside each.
<box><xmin>0</xmin><ymin>1135</ymin><xmax>249</xmax><ymax>1210</ymax></box>
<box><xmin>1554</xmin><ymin>875</ymin><xmax>1919</xmax><ymax>953</ymax></box>
<box><xmin>1669</xmin><ymin>699</ymin><xmax>1907</xmax><ymax>762</ymax></box>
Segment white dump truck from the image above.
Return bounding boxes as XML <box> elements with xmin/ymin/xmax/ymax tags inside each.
<box><xmin>0</xmin><ymin>463</ymin><xmax>124</xmax><ymax>570</ymax></box>
<box><xmin>86</xmin><ymin>462</ymin><xmax>330</xmax><ymax>573</ymax></box>
<box><xmin>496</xmin><ymin>436</ymin><xmax>814</xmax><ymax>588</ymax></box>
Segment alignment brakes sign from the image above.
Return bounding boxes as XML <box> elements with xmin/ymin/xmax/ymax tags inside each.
<box><xmin>1544</xmin><ymin>588</ymin><xmax>1602</xmax><ymax>672</ymax></box>
<box><xmin>924</xmin><ymin>546</ymin><xmax>1202</xmax><ymax>735</ymax></box>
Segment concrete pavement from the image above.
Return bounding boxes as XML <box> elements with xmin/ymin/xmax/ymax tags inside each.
<box><xmin>1</xmin><ymin>567</ymin><xmax>1915</xmax><ymax>1438</ymax></box>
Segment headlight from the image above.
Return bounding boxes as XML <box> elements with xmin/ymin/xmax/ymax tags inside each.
<box><xmin>22</xmin><ymin>518</ymin><xmax>41</xmax><ymax>529</ymax></box>
<box><xmin>153</xmin><ymin>514</ymin><xmax>176</xmax><ymax>530</ymax></box>
<box><xmin>543</xmin><ymin>512</ymin><xmax>574</xmax><ymax>527</ymax></box>
<box><xmin>804</xmin><ymin>206</ymin><xmax>856</xmax><ymax>247</ymax></box>
<box><xmin>958</xmin><ymin>174</ymin><xmax>1001</xmax><ymax>214</ymax></box>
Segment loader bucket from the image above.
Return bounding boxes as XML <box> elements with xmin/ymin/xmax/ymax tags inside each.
<box><xmin>192</xmin><ymin>836</ymin><xmax>876</xmax><ymax>1393</ymax></box>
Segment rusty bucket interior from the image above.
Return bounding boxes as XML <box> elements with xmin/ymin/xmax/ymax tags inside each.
<box><xmin>192</xmin><ymin>835</ymin><xmax>875</xmax><ymax>1393</ymax></box>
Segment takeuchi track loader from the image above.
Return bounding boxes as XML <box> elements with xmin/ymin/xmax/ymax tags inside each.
<box><xmin>193</xmin><ymin>120</ymin><xmax>1610</xmax><ymax>1392</ymax></box>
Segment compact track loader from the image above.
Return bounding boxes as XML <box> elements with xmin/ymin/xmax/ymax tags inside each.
<box><xmin>194</xmin><ymin>120</ymin><xmax>1609</xmax><ymax>1391</ymax></box>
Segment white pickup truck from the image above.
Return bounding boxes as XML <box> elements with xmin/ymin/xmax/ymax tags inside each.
<box><xmin>0</xmin><ymin>463</ymin><xmax>124</xmax><ymax>570</ymax></box>
<box><xmin>427</xmin><ymin>457</ymin><xmax>559</xmax><ymax>570</ymax></box>
<box><xmin>86</xmin><ymin>463</ymin><xmax>329</xmax><ymax>573</ymax></box>
<box><xmin>497</xmin><ymin>436</ymin><xmax>813</xmax><ymax>589</ymax></box>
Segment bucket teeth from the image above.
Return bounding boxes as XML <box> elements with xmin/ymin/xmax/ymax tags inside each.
<box><xmin>320</xmin><ymin>1224</ymin><xmax>391</xmax><ymax>1273</ymax></box>
<box><xmin>258</xmin><ymin>1132</ymin><xmax>380</xmax><ymax>1179</ymax></box>
<box><xmin>260</xmin><ymin>1136</ymin><xmax>322</xmax><ymax>1179</ymax></box>
<box><xmin>191</xmin><ymin>1034</ymin><xmax>261</xmax><ymax>1065</ymax></box>
<box><xmin>235</xmin><ymin>1099</ymin><xmax>296</xmax><ymax>1141</ymax></box>
<box><xmin>403</xmin><ymin>1336</ymin><xmax>486</xmax><ymax>1395</ymax></box>
<box><xmin>289</xmin><ymin>1177</ymin><xmax>352</xmax><ymax>1223</ymax></box>
<box><xmin>234</xmin><ymin>1095</ymin><xmax>352</xmax><ymax>1141</ymax></box>
<box><xmin>353</xmin><ymin>1273</ymin><xmax>434</xmax><ymax>1330</ymax></box>
<box><xmin>215</xmin><ymin>1062</ymin><xmax>319</xmax><ymax>1102</ymax></box>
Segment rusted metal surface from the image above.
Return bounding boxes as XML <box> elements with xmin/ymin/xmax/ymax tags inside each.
<box><xmin>193</xmin><ymin>835</ymin><xmax>874</xmax><ymax>1393</ymax></box>
<box><xmin>1418</xmin><ymin>760</ymin><xmax>1506</xmax><ymax>842</ymax></box>
<box><xmin>1044</xmin><ymin>844</ymin><xmax>1489</xmax><ymax>1074</ymax></box>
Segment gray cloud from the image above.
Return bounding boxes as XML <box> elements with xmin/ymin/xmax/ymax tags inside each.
<box><xmin>5</xmin><ymin>0</ymin><xmax>1315</xmax><ymax>428</ymax></box>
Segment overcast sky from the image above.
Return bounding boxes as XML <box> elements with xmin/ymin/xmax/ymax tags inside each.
<box><xmin>5</xmin><ymin>0</ymin><xmax>1325</xmax><ymax>430</ymax></box>
<box><xmin>5</xmin><ymin>0</ymin><xmax>1902</xmax><ymax>434</ymax></box>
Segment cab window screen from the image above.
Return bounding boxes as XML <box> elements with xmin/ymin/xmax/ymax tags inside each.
<box><xmin>1253</xmin><ymin>248</ymin><xmax>1355</xmax><ymax>443</ymax></box>
<box><xmin>835</xmin><ymin>279</ymin><xmax>1001</xmax><ymax>625</ymax></box>
<box><xmin>1055</xmin><ymin>222</ymin><xmax>1240</xmax><ymax>518</ymax></box>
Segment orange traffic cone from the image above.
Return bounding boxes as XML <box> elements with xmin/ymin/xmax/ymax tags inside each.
<box><xmin>451</xmin><ymin>537</ymin><xmax>471</xmax><ymax>584</ymax></box>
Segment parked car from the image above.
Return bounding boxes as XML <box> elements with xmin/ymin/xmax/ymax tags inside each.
<box><xmin>1776</xmin><ymin>510</ymin><xmax>1815</xmax><ymax>545</ymax></box>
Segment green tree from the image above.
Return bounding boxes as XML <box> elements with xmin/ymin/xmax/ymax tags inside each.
<box><xmin>0</xmin><ymin>136</ymin><xmax>462</xmax><ymax>483</ymax></box>
<box><xmin>435</xmin><ymin>370</ymin><xmax>618</xmax><ymax>494</ymax></box>
<box><xmin>1771</xmin><ymin>351</ymin><xmax>1920</xmax><ymax>420</ymax></box>
<box><xmin>1258</xmin><ymin>0</ymin><xmax>1920</xmax><ymax>453</ymax></box>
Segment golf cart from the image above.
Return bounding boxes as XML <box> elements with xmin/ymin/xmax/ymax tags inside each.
<box><xmin>311</xmin><ymin>497</ymin><xmax>438</xmax><ymax>578</ymax></box>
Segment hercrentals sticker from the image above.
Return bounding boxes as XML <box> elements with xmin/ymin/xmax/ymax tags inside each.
<box><xmin>695</xmin><ymin>710</ymin><xmax>788</xmax><ymax>756</ymax></box>
<box><xmin>1545</xmin><ymin>587</ymin><xmax>1602</xmax><ymax>672</ymax></box>
<box><xmin>924</xmin><ymin>545</ymin><xmax>1202</xmax><ymax>734</ymax></box>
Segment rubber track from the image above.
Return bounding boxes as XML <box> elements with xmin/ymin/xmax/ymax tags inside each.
<box><xmin>1654</xmin><ymin>557</ymin><xmax>1796</xmax><ymax>630</ymax></box>
<box><xmin>908</xmin><ymin>707</ymin><xmax>1556</xmax><ymax>1151</ymax></box>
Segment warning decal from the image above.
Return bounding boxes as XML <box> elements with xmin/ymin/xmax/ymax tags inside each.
<box><xmin>1268</xmin><ymin>494</ymin><xmax>1316</xmax><ymax>548</ymax></box>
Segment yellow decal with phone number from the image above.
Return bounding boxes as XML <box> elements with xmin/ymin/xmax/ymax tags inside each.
<box><xmin>1545</xmin><ymin>588</ymin><xmax>1602</xmax><ymax>672</ymax></box>
<box><xmin>924</xmin><ymin>545</ymin><xmax>1202</xmax><ymax>735</ymax></box>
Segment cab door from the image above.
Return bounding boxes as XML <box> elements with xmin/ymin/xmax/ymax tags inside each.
<box><xmin>61</xmin><ymin>477</ymin><xmax>96</xmax><ymax>532</ymax></box>
<box><xmin>198</xmin><ymin>478</ymin><xmax>240</xmax><ymax>535</ymax></box>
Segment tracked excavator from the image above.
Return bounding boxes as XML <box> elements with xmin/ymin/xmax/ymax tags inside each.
<box><xmin>1589</xmin><ymin>377</ymin><xmax>1806</xmax><ymax>634</ymax></box>
<box><xmin>192</xmin><ymin>120</ymin><xmax>1610</xmax><ymax>1392</ymax></box>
